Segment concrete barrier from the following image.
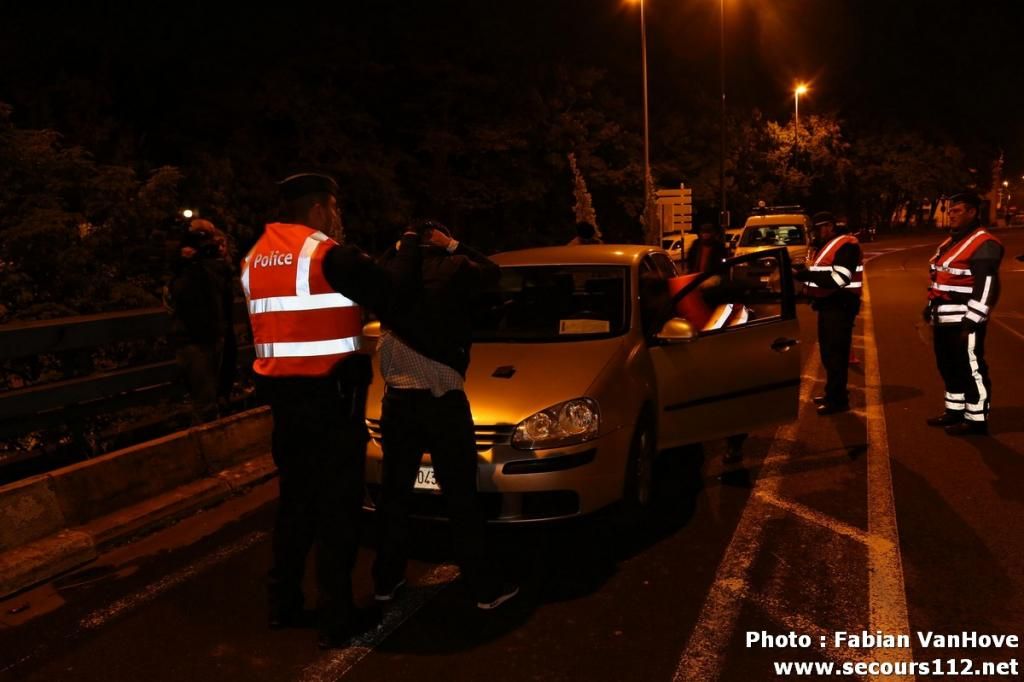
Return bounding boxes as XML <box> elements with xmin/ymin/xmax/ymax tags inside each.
<box><xmin>0</xmin><ymin>476</ymin><xmax>66</xmax><ymax>552</ymax></box>
<box><xmin>0</xmin><ymin>407</ymin><xmax>275</xmax><ymax>598</ymax></box>
<box><xmin>195</xmin><ymin>406</ymin><xmax>272</xmax><ymax>471</ymax></box>
<box><xmin>50</xmin><ymin>430</ymin><xmax>207</xmax><ymax>526</ymax></box>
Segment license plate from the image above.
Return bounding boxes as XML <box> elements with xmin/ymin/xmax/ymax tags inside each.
<box><xmin>414</xmin><ymin>465</ymin><xmax>440</xmax><ymax>492</ymax></box>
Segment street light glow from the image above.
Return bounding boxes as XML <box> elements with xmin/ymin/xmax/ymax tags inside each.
<box><xmin>182</xmin><ymin>209</ymin><xmax>194</xmax><ymax>219</ymax></box>
<box><xmin>795</xmin><ymin>83</ymin><xmax>809</xmax><ymax>96</ymax></box>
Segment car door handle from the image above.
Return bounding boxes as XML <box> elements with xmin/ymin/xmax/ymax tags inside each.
<box><xmin>771</xmin><ymin>337</ymin><xmax>799</xmax><ymax>352</ymax></box>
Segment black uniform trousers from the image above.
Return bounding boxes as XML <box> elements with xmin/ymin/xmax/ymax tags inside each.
<box><xmin>933</xmin><ymin>324</ymin><xmax>991</xmax><ymax>422</ymax></box>
<box><xmin>256</xmin><ymin>360</ymin><xmax>370</xmax><ymax>630</ymax></box>
<box><xmin>814</xmin><ymin>295</ymin><xmax>860</xmax><ymax>406</ymax></box>
<box><xmin>372</xmin><ymin>388</ymin><xmax>493</xmax><ymax>600</ymax></box>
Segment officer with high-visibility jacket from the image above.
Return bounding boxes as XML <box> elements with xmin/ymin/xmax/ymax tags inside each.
<box><xmin>794</xmin><ymin>212</ymin><xmax>863</xmax><ymax>415</ymax></box>
<box><xmin>241</xmin><ymin>173</ymin><xmax>423</xmax><ymax>649</ymax></box>
<box><xmin>923</xmin><ymin>191</ymin><xmax>1004</xmax><ymax>436</ymax></box>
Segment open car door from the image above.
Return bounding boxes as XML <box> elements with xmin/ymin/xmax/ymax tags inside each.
<box><xmin>648</xmin><ymin>247</ymin><xmax>801</xmax><ymax>450</ymax></box>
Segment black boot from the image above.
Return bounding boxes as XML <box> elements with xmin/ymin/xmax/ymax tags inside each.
<box><xmin>926</xmin><ymin>412</ymin><xmax>964</xmax><ymax>427</ymax></box>
<box><xmin>944</xmin><ymin>421</ymin><xmax>989</xmax><ymax>437</ymax></box>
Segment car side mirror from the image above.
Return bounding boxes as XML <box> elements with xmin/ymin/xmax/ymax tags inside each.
<box><xmin>362</xmin><ymin>320</ymin><xmax>382</xmax><ymax>339</ymax></box>
<box><xmin>656</xmin><ymin>317</ymin><xmax>697</xmax><ymax>344</ymax></box>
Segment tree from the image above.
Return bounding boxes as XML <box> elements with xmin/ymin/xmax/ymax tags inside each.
<box><xmin>0</xmin><ymin>103</ymin><xmax>181</xmax><ymax>323</ymax></box>
<box><xmin>567</xmin><ymin>152</ymin><xmax>599</xmax><ymax>236</ymax></box>
<box><xmin>640</xmin><ymin>169</ymin><xmax>660</xmax><ymax>246</ymax></box>
<box><xmin>849</xmin><ymin>130</ymin><xmax>970</xmax><ymax>228</ymax></box>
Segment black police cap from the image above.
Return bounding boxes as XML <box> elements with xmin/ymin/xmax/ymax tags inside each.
<box><xmin>812</xmin><ymin>211</ymin><xmax>835</xmax><ymax>227</ymax></box>
<box><xmin>949</xmin><ymin>191</ymin><xmax>981</xmax><ymax>209</ymax></box>
<box><xmin>277</xmin><ymin>173</ymin><xmax>339</xmax><ymax>201</ymax></box>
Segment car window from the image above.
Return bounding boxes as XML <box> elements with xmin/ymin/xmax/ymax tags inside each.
<box><xmin>651</xmin><ymin>253</ymin><xmax>677</xmax><ymax>278</ymax></box>
<box><xmin>473</xmin><ymin>265</ymin><xmax>629</xmax><ymax>342</ymax></box>
<box><xmin>677</xmin><ymin>251</ymin><xmax>786</xmax><ymax>335</ymax></box>
<box><xmin>740</xmin><ymin>224</ymin><xmax>806</xmax><ymax>247</ymax></box>
<box><xmin>639</xmin><ymin>255</ymin><xmax>676</xmax><ymax>339</ymax></box>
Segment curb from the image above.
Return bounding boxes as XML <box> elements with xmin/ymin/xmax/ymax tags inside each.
<box><xmin>0</xmin><ymin>409</ymin><xmax>277</xmax><ymax>598</ymax></box>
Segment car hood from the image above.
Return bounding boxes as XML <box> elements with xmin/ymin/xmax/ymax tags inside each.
<box><xmin>366</xmin><ymin>336</ymin><xmax>626</xmax><ymax>426</ymax></box>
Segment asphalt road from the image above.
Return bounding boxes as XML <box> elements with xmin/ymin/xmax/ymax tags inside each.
<box><xmin>2</xmin><ymin>229</ymin><xmax>1022</xmax><ymax>682</ymax></box>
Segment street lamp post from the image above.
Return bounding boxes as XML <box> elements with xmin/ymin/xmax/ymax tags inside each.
<box><xmin>794</xmin><ymin>83</ymin><xmax>808</xmax><ymax>150</ymax></box>
<box><xmin>719</xmin><ymin>0</ymin><xmax>727</xmax><ymax>229</ymax></box>
<box><xmin>639</xmin><ymin>0</ymin><xmax>651</xmax><ymax>209</ymax></box>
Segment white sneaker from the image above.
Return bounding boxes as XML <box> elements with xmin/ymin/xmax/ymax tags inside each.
<box><xmin>476</xmin><ymin>584</ymin><xmax>520</xmax><ymax>610</ymax></box>
<box><xmin>374</xmin><ymin>578</ymin><xmax>407</xmax><ymax>602</ymax></box>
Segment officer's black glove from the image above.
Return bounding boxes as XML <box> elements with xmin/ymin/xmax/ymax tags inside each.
<box><xmin>959</xmin><ymin>320</ymin><xmax>979</xmax><ymax>344</ymax></box>
<box><xmin>793</xmin><ymin>269</ymin><xmax>810</xmax><ymax>282</ymax></box>
<box><xmin>1016</xmin><ymin>253</ymin><xmax>1024</xmax><ymax>262</ymax></box>
<box><xmin>921</xmin><ymin>305</ymin><xmax>931</xmax><ymax>325</ymax></box>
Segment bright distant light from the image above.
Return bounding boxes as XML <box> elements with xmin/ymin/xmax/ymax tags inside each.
<box><xmin>794</xmin><ymin>83</ymin><xmax>809</xmax><ymax>96</ymax></box>
<box><xmin>1003</xmin><ymin>181</ymin><xmax>1009</xmax><ymax>188</ymax></box>
<box><xmin>182</xmin><ymin>209</ymin><xmax>194</xmax><ymax>219</ymax></box>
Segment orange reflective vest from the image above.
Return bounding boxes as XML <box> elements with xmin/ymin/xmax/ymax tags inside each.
<box><xmin>804</xmin><ymin>234</ymin><xmax>863</xmax><ymax>298</ymax></box>
<box><xmin>928</xmin><ymin>228</ymin><xmax>1002</xmax><ymax>308</ymax></box>
<box><xmin>240</xmin><ymin>223</ymin><xmax>362</xmax><ymax>377</ymax></box>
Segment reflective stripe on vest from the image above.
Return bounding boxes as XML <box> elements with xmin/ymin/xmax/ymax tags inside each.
<box><xmin>927</xmin><ymin>228</ymin><xmax>1002</xmax><ymax>305</ymax></box>
<box><xmin>804</xmin><ymin>234</ymin><xmax>863</xmax><ymax>297</ymax></box>
<box><xmin>241</xmin><ymin>223</ymin><xmax>362</xmax><ymax>377</ymax></box>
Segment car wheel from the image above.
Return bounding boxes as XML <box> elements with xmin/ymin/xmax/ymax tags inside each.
<box><xmin>621</xmin><ymin>416</ymin><xmax>656</xmax><ymax>520</ymax></box>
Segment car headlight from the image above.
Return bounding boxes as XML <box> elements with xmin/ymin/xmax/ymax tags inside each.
<box><xmin>512</xmin><ymin>398</ymin><xmax>600</xmax><ymax>450</ymax></box>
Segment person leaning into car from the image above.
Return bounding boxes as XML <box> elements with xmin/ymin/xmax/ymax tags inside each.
<box><xmin>371</xmin><ymin>220</ymin><xmax>519</xmax><ymax>611</ymax></box>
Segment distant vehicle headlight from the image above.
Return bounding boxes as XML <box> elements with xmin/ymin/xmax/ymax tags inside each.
<box><xmin>512</xmin><ymin>398</ymin><xmax>600</xmax><ymax>450</ymax></box>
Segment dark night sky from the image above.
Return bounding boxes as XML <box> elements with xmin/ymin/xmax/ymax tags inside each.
<box><xmin>2</xmin><ymin>0</ymin><xmax>1022</xmax><ymax>174</ymax></box>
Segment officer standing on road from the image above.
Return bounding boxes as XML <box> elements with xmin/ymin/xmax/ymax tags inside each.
<box><xmin>794</xmin><ymin>212</ymin><xmax>863</xmax><ymax>415</ymax></box>
<box><xmin>923</xmin><ymin>191</ymin><xmax>1004</xmax><ymax>436</ymax></box>
<box><xmin>241</xmin><ymin>173</ymin><xmax>423</xmax><ymax>649</ymax></box>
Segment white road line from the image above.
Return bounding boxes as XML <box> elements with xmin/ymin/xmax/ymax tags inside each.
<box><xmin>992</xmin><ymin>317</ymin><xmax>1024</xmax><ymax>342</ymax></box>
<box><xmin>673</xmin><ymin>352</ymin><xmax>821</xmax><ymax>682</ymax></box>
<box><xmin>79</xmin><ymin>530</ymin><xmax>269</xmax><ymax>630</ymax></box>
<box><xmin>754</xmin><ymin>490</ymin><xmax>887</xmax><ymax>549</ymax></box>
<box><xmin>299</xmin><ymin>563</ymin><xmax>460</xmax><ymax>682</ymax></box>
<box><xmin>860</xmin><ymin>277</ymin><xmax>915</xmax><ymax>680</ymax></box>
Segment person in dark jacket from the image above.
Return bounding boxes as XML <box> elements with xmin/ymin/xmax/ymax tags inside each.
<box><xmin>371</xmin><ymin>220</ymin><xmax>519</xmax><ymax>610</ymax></box>
<box><xmin>567</xmin><ymin>221</ymin><xmax>602</xmax><ymax>246</ymax></box>
<box><xmin>165</xmin><ymin>226</ymin><xmax>232</xmax><ymax>423</ymax></box>
<box><xmin>248</xmin><ymin>173</ymin><xmax>425</xmax><ymax>650</ymax></box>
<box><xmin>685</xmin><ymin>223</ymin><xmax>729</xmax><ymax>275</ymax></box>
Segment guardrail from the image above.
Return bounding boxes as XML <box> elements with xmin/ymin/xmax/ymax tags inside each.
<box><xmin>0</xmin><ymin>303</ymin><xmax>256</xmax><ymax>482</ymax></box>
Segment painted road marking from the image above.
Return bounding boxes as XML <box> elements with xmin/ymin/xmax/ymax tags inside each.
<box><xmin>861</xmin><ymin>243</ymin><xmax>934</xmax><ymax>263</ymax></box>
<box><xmin>993</xmin><ymin>317</ymin><xmax>1024</xmax><ymax>343</ymax></box>
<box><xmin>299</xmin><ymin>563</ymin><xmax>460</xmax><ymax>682</ymax></box>
<box><xmin>754</xmin><ymin>489</ymin><xmax>884</xmax><ymax>548</ymax></box>
<box><xmin>79</xmin><ymin>531</ymin><xmax>269</xmax><ymax>630</ymax></box>
<box><xmin>676</xmin><ymin>271</ymin><xmax>915</xmax><ymax>681</ymax></box>
<box><xmin>861</xmin><ymin>277</ymin><xmax>915</xmax><ymax>680</ymax></box>
<box><xmin>674</xmin><ymin>351</ymin><xmax>821</xmax><ymax>681</ymax></box>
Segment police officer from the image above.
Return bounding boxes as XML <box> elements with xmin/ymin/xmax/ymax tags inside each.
<box><xmin>794</xmin><ymin>212</ymin><xmax>863</xmax><ymax>415</ymax></box>
<box><xmin>924</xmin><ymin>191</ymin><xmax>1004</xmax><ymax>436</ymax></box>
<box><xmin>241</xmin><ymin>173</ymin><xmax>422</xmax><ymax>649</ymax></box>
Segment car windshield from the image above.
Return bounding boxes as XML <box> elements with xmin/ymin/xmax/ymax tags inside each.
<box><xmin>740</xmin><ymin>224</ymin><xmax>806</xmax><ymax>246</ymax></box>
<box><xmin>473</xmin><ymin>265</ymin><xmax>630</xmax><ymax>342</ymax></box>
